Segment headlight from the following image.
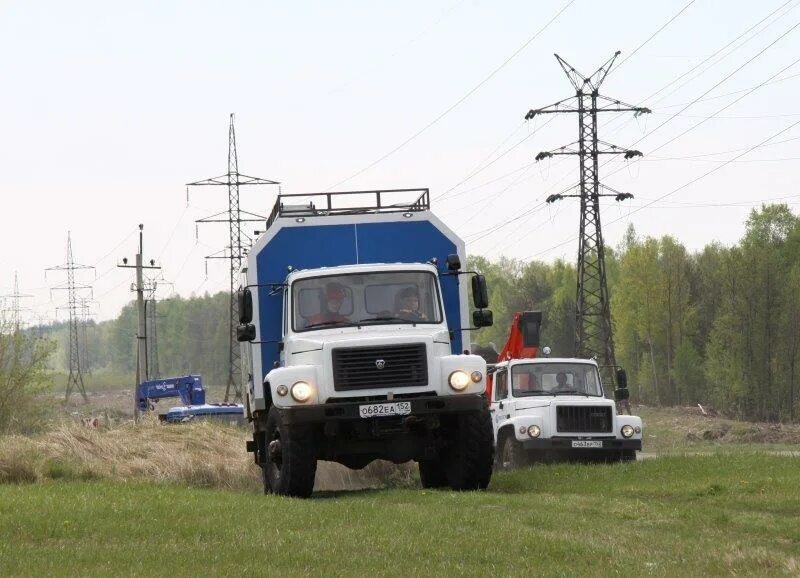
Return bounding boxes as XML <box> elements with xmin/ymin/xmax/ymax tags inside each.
<box><xmin>470</xmin><ymin>371</ymin><xmax>483</xmax><ymax>383</ymax></box>
<box><xmin>621</xmin><ymin>424</ymin><xmax>634</xmax><ymax>438</ymax></box>
<box><xmin>276</xmin><ymin>385</ymin><xmax>288</xmax><ymax>397</ymax></box>
<box><xmin>527</xmin><ymin>425</ymin><xmax>541</xmax><ymax>438</ymax></box>
<box><xmin>290</xmin><ymin>381</ymin><xmax>313</xmax><ymax>402</ymax></box>
<box><xmin>449</xmin><ymin>370</ymin><xmax>470</xmax><ymax>391</ymax></box>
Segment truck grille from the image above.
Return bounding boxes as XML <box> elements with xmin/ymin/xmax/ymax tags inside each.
<box><xmin>332</xmin><ymin>344</ymin><xmax>427</xmax><ymax>391</ymax></box>
<box><xmin>556</xmin><ymin>406</ymin><xmax>612</xmax><ymax>433</ymax></box>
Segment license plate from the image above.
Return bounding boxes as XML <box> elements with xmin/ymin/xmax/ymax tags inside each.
<box><xmin>572</xmin><ymin>440</ymin><xmax>603</xmax><ymax>449</ymax></box>
<box><xmin>359</xmin><ymin>401</ymin><xmax>412</xmax><ymax>419</ymax></box>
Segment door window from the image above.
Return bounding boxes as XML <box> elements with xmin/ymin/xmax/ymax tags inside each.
<box><xmin>494</xmin><ymin>370</ymin><xmax>509</xmax><ymax>401</ymax></box>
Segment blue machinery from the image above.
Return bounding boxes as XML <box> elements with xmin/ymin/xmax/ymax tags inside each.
<box><xmin>136</xmin><ymin>375</ymin><xmax>244</xmax><ymax>423</ymax></box>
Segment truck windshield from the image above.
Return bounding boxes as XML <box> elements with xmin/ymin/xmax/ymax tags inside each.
<box><xmin>511</xmin><ymin>363</ymin><xmax>602</xmax><ymax>397</ymax></box>
<box><xmin>292</xmin><ymin>270</ymin><xmax>443</xmax><ymax>332</ymax></box>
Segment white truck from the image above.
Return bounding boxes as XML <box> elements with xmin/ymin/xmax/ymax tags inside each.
<box><xmin>236</xmin><ymin>189</ymin><xmax>495</xmax><ymax>497</ymax></box>
<box><xmin>486</xmin><ymin>311</ymin><xmax>643</xmax><ymax>467</ymax></box>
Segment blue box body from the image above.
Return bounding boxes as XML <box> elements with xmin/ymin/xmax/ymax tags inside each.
<box><xmin>249</xmin><ymin>215</ymin><xmax>467</xmax><ymax>380</ymax></box>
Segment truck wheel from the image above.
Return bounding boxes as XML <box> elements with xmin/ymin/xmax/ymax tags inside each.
<box><xmin>498</xmin><ymin>434</ymin><xmax>527</xmax><ymax>471</ymax></box>
<box><xmin>444</xmin><ymin>409</ymin><xmax>494</xmax><ymax>491</ymax></box>
<box><xmin>262</xmin><ymin>406</ymin><xmax>317</xmax><ymax>498</ymax></box>
<box><xmin>418</xmin><ymin>460</ymin><xmax>448</xmax><ymax>488</ymax></box>
<box><xmin>621</xmin><ymin>449</ymin><xmax>637</xmax><ymax>462</ymax></box>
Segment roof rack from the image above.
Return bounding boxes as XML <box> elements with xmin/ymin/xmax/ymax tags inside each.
<box><xmin>265</xmin><ymin>188</ymin><xmax>430</xmax><ymax>230</ymax></box>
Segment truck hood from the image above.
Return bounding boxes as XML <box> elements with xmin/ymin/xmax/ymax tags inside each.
<box><xmin>289</xmin><ymin>326</ymin><xmax>450</xmax><ymax>348</ymax></box>
<box><xmin>514</xmin><ymin>396</ymin><xmax>613</xmax><ymax>412</ymax></box>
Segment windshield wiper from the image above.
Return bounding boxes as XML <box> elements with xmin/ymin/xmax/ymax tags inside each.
<box><xmin>357</xmin><ymin>316</ymin><xmax>415</xmax><ymax>325</ymax></box>
<box><xmin>304</xmin><ymin>320</ymin><xmax>356</xmax><ymax>330</ymax></box>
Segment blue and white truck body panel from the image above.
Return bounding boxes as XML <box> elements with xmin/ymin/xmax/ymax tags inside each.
<box><xmin>240</xmin><ymin>194</ymin><xmax>484</xmax><ymax>416</ymax></box>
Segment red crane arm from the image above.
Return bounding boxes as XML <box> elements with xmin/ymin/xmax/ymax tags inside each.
<box><xmin>498</xmin><ymin>311</ymin><xmax>543</xmax><ymax>361</ymax></box>
<box><xmin>486</xmin><ymin>311</ymin><xmax>543</xmax><ymax>401</ymax></box>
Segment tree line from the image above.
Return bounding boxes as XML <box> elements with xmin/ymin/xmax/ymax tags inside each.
<box><xmin>472</xmin><ymin>204</ymin><xmax>800</xmax><ymax>423</ymax></box>
<box><xmin>31</xmin><ymin>203</ymin><xmax>800</xmax><ymax>422</ymax></box>
<box><xmin>38</xmin><ymin>292</ymin><xmax>231</xmax><ymax>386</ymax></box>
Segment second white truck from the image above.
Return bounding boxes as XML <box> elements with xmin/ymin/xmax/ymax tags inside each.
<box><xmin>486</xmin><ymin>311</ymin><xmax>643</xmax><ymax>467</ymax></box>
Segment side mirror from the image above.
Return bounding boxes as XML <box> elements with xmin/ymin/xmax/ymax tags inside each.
<box><xmin>238</xmin><ymin>288</ymin><xmax>253</xmax><ymax>324</ymax></box>
<box><xmin>614</xmin><ymin>387</ymin><xmax>630</xmax><ymax>401</ymax></box>
<box><xmin>472</xmin><ymin>309</ymin><xmax>493</xmax><ymax>328</ymax></box>
<box><xmin>616</xmin><ymin>368</ymin><xmax>628</xmax><ymax>389</ymax></box>
<box><xmin>471</xmin><ymin>274</ymin><xmax>489</xmax><ymax>309</ymax></box>
<box><xmin>236</xmin><ymin>323</ymin><xmax>256</xmax><ymax>342</ymax></box>
<box><xmin>446</xmin><ymin>254</ymin><xmax>461</xmax><ymax>272</ymax></box>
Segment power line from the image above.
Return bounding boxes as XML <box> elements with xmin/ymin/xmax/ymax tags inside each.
<box><xmin>432</xmin><ymin>122</ymin><xmax>527</xmax><ymax>201</ymax></box>
<box><xmin>522</xmin><ymin>118</ymin><xmax>800</xmax><ymax>261</ymax></box>
<box><xmin>623</xmin><ymin>19</ymin><xmax>800</xmax><ymax>152</ymax></box>
<box><xmin>597</xmin><ymin>0</ymin><xmax>799</xmax><ymax>138</ymax></box>
<box><xmin>328</xmin><ymin>0</ymin><xmax>467</xmax><ymax>95</ymax></box>
<box><xmin>656</xmin><ymin>70</ymin><xmax>800</xmax><ymax>110</ymax></box>
<box><xmin>600</xmin><ymin>51</ymin><xmax>800</xmax><ymax>183</ymax></box>
<box><xmin>611</xmin><ymin>0</ymin><xmax>698</xmax><ymax>75</ymax></box>
<box><xmin>437</xmin><ymin>0</ymin><xmax>696</xmax><ymax>205</ymax></box>
<box><xmin>324</xmin><ymin>0</ymin><xmax>576</xmax><ymax>191</ymax></box>
<box><xmin>641</xmin><ymin>0</ymin><xmax>799</xmax><ymax>107</ymax></box>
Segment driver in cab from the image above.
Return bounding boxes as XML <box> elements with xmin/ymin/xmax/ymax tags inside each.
<box><xmin>513</xmin><ymin>369</ymin><xmax>541</xmax><ymax>393</ymax></box>
<box><xmin>395</xmin><ymin>286</ymin><xmax>428</xmax><ymax>322</ymax></box>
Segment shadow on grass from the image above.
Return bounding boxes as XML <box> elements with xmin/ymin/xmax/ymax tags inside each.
<box><xmin>311</xmin><ymin>487</ymin><xmax>398</xmax><ymax>500</ymax></box>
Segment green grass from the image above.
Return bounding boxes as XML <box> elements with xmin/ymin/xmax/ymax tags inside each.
<box><xmin>1</xmin><ymin>454</ymin><xmax>798</xmax><ymax>576</ymax></box>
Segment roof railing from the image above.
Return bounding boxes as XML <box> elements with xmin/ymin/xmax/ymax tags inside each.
<box><xmin>265</xmin><ymin>188</ymin><xmax>430</xmax><ymax>230</ymax></box>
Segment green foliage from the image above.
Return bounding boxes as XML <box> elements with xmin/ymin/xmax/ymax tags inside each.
<box><xmin>0</xmin><ymin>323</ymin><xmax>55</xmax><ymax>433</ymax></box>
<box><xmin>34</xmin><ymin>292</ymin><xmax>231</xmax><ymax>388</ymax></box>
<box><xmin>469</xmin><ymin>255</ymin><xmax>575</xmax><ymax>356</ymax></box>
<box><xmin>472</xmin><ymin>204</ymin><xmax>800</xmax><ymax>422</ymax></box>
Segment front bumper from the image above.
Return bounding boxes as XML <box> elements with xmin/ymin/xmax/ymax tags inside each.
<box><xmin>280</xmin><ymin>394</ymin><xmax>485</xmax><ymax>426</ymax></box>
<box><xmin>521</xmin><ymin>437</ymin><xmax>642</xmax><ymax>451</ymax></box>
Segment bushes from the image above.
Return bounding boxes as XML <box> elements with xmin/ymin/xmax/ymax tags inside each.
<box><xmin>0</xmin><ymin>321</ymin><xmax>55</xmax><ymax>433</ymax></box>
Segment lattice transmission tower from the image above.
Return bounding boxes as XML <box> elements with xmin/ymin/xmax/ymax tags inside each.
<box><xmin>188</xmin><ymin>114</ymin><xmax>280</xmax><ymax>402</ymax></box>
<box><xmin>526</xmin><ymin>52</ymin><xmax>650</xmax><ymax>385</ymax></box>
<box><xmin>46</xmin><ymin>232</ymin><xmax>94</xmax><ymax>401</ymax></box>
<box><xmin>144</xmin><ymin>275</ymin><xmax>172</xmax><ymax>379</ymax></box>
<box><xmin>77</xmin><ymin>297</ymin><xmax>98</xmax><ymax>376</ymax></box>
<box><xmin>2</xmin><ymin>272</ymin><xmax>32</xmax><ymax>332</ymax></box>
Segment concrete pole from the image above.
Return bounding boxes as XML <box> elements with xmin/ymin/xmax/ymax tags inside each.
<box><xmin>135</xmin><ymin>225</ymin><xmax>148</xmax><ymax>421</ymax></box>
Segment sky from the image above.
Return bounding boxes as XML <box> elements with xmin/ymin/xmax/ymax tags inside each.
<box><xmin>1</xmin><ymin>0</ymin><xmax>799</xmax><ymax>323</ymax></box>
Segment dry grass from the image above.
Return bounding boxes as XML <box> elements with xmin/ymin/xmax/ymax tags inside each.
<box><xmin>636</xmin><ymin>404</ymin><xmax>800</xmax><ymax>454</ymax></box>
<box><xmin>0</xmin><ymin>416</ymin><xmax>417</xmax><ymax>492</ymax></box>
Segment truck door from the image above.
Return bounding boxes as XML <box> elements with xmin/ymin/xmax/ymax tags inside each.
<box><xmin>489</xmin><ymin>368</ymin><xmax>511</xmax><ymax>442</ymax></box>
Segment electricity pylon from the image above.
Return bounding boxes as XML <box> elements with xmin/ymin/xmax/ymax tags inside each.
<box><xmin>187</xmin><ymin>113</ymin><xmax>280</xmax><ymax>402</ymax></box>
<box><xmin>526</xmin><ymin>52</ymin><xmax>650</xmax><ymax>386</ymax></box>
<box><xmin>2</xmin><ymin>272</ymin><xmax>32</xmax><ymax>332</ymax></box>
<box><xmin>46</xmin><ymin>232</ymin><xmax>94</xmax><ymax>401</ymax></box>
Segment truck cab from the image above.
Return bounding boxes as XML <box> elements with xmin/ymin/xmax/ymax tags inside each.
<box><xmin>237</xmin><ymin>189</ymin><xmax>495</xmax><ymax>497</ymax></box>
<box><xmin>491</xmin><ymin>357</ymin><xmax>643</xmax><ymax>467</ymax></box>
